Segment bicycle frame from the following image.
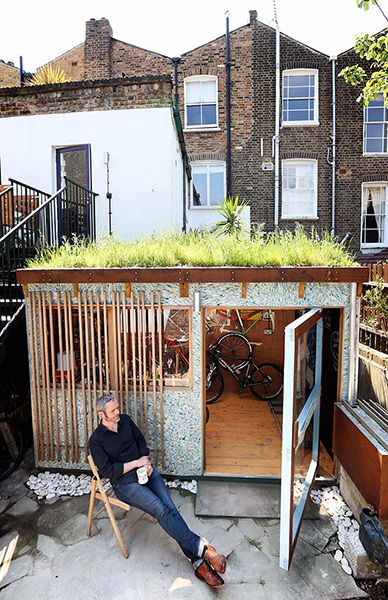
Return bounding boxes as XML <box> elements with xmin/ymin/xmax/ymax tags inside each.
<box><xmin>209</xmin><ymin>345</ymin><xmax>256</xmax><ymax>391</ymax></box>
<box><xmin>209</xmin><ymin>308</ymin><xmax>268</xmax><ymax>335</ymax></box>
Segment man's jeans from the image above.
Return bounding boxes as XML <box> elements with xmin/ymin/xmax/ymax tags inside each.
<box><xmin>113</xmin><ymin>469</ymin><xmax>205</xmax><ymax>567</ymax></box>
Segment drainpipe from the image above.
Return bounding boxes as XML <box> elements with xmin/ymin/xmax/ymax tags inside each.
<box><xmin>171</xmin><ymin>56</ymin><xmax>187</xmax><ymax>232</ymax></box>
<box><xmin>274</xmin><ymin>20</ymin><xmax>280</xmax><ymax>232</ymax></box>
<box><xmin>19</xmin><ymin>56</ymin><xmax>24</xmax><ymax>87</ymax></box>
<box><xmin>226</xmin><ymin>12</ymin><xmax>232</xmax><ymax>198</ymax></box>
<box><xmin>330</xmin><ymin>55</ymin><xmax>337</xmax><ymax>237</ymax></box>
<box><xmin>171</xmin><ymin>56</ymin><xmax>180</xmax><ymax>110</ymax></box>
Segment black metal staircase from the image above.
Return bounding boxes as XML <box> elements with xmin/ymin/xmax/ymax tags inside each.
<box><xmin>0</xmin><ymin>178</ymin><xmax>98</xmax><ymax>339</ymax></box>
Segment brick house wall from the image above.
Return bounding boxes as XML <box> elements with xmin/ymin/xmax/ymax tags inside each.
<box><xmin>176</xmin><ymin>23</ymin><xmax>254</xmax><ymax>208</ymax></box>
<box><xmin>336</xmin><ymin>49</ymin><xmax>388</xmax><ymax>250</ymax></box>
<box><xmin>111</xmin><ymin>40</ymin><xmax>171</xmax><ymax>78</ymax></box>
<box><xmin>42</xmin><ymin>44</ymin><xmax>85</xmax><ymax>82</ymax></box>
<box><xmin>0</xmin><ymin>61</ymin><xmax>19</xmax><ymax>87</ymax></box>
<box><xmin>252</xmin><ymin>22</ymin><xmax>332</xmax><ymax>232</ymax></box>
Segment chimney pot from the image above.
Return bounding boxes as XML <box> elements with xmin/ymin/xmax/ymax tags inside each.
<box><xmin>249</xmin><ymin>10</ymin><xmax>257</xmax><ymax>24</ymax></box>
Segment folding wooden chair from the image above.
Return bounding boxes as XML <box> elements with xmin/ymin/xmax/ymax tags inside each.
<box><xmin>86</xmin><ymin>454</ymin><xmax>155</xmax><ymax>558</ymax></box>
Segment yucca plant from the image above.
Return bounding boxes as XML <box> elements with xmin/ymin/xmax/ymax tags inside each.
<box><xmin>214</xmin><ymin>196</ymin><xmax>249</xmax><ymax>236</ymax></box>
<box><xmin>28</xmin><ymin>64</ymin><xmax>68</xmax><ymax>86</ymax></box>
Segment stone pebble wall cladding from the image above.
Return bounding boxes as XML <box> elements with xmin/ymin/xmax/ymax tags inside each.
<box><xmin>27</xmin><ymin>281</ymin><xmax>352</xmax><ymax>475</ymax></box>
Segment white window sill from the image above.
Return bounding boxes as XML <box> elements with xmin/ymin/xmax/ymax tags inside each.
<box><xmin>184</xmin><ymin>127</ymin><xmax>221</xmax><ymax>133</ymax></box>
<box><xmin>189</xmin><ymin>205</ymin><xmax>220</xmax><ymax>210</ymax></box>
<box><xmin>361</xmin><ymin>244</ymin><xmax>387</xmax><ymax>249</ymax></box>
<box><xmin>281</xmin><ymin>216</ymin><xmax>319</xmax><ymax>220</ymax></box>
<box><xmin>363</xmin><ymin>152</ymin><xmax>388</xmax><ymax>157</ymax></box>
<box><xmin>281</xmin><ymin>121</ymin><xmax>319</xmax><ymax>128</ymax></box>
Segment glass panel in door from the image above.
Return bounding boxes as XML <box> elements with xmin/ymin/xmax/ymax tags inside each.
<box><xmin>56</xmin><ymin>145</ymin><xmax>91</xmax><ymax>239</ymax></box>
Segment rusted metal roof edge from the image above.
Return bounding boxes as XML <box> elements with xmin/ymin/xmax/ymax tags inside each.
<box><xmin>17</xmin><ymin>266</ymin><xmax>369</xmax><ymax>285</ymax></box>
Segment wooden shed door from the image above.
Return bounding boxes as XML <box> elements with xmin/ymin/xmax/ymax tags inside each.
<box><xmin>279</xmin><ymin>308</ymin><xmax>323</xmax><ymax>570</ymax></box>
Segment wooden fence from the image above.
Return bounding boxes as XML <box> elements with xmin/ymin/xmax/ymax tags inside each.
<box><xmin>359</xmin><ymin>262</ymin><xmax>388</xmax><ymax>354</ymax></box>
<box><xmin>26</xmin><ymin>289</ymin><xmax>192</xmax><ymax>466</ymax></box>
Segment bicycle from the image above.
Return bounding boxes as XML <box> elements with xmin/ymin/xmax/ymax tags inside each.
<box><xmin>205</xmin><ymin>332</ymin><xmax>283</xmax><ymax>404</ymax></box>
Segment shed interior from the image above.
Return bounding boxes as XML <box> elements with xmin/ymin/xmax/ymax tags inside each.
<box><xmin>204</xmin><ymin>307</ymin><xmax>341</xmax><ymax>478</ymax></box>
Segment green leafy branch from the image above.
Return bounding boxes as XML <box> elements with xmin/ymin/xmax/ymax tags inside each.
<box><xmin>339</xmin><ymin>1</ymin><xmax>388</xmax><ymax>104</ymax></box>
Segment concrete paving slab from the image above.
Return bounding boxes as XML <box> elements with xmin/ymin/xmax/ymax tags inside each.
<box><xmin>37</xmin><ymin>533</ymin><xmax>64</xmax><ymax>557</ymax></box>
<box><xmin>0</xmin><ymin>525</ymin><xmax>36</xmax><ymax>560</ymax></box>
<box><xmin>0</xmin><ymin>497</ymin><xmax>12</xmax><ymax>513</ymax></box>
<box><xmin>299</xmin><ymin>518</ymin><xmax>334</xmax><ymax>552</ymax></box>
<box><xmin>293</xmin><ymin>553</ymin><xmax>368</xmax><ymax>599</ymax></box>
<box><xmin>54</xmin><ymin>513</ymin><xmax>97</xmax><ymax>545</ymax></box>
<box><xmin>196</xmin><ymin>480</ymin><xmax>319</xmax><ymax>519</ymax></box>
<box><xmin>5</xmin><ymin>496</ymin><xmax>39</xmax><ymax>517</ymax></box>
<box><xmin>234</xmin><ymin>517</ymin><xmax>267</xmax><ymax>540</ymax></box>
<box><xmin>0</xmin><ymin>554</ymin><xmax>33</xmax><ymax>590</ymax></box>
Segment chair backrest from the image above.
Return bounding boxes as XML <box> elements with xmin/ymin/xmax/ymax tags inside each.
<box><xmin>87</xmin><ymin>454</ymin><xmax>101</xmax><ymax>481</ymax></box>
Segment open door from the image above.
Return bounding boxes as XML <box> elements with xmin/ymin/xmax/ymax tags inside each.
<box><xmin>279</xmin><ymin>308</ymin><xmax>323</xmax><ymax>570</ymax></box>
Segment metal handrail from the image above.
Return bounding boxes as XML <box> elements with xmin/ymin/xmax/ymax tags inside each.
<box><xmin>8</xmin><ymin>178</ymin><xmax>51</xmax><ymax>198</ymax></box>
<box><xmin>64</xmin><ymin>176</ymin><xmax>99</xmax><ymax>196</ymax></box>
<box><xmin>0</xmin><ymin>186</ymin><xmax>66</xmax><ymax>245</ymax></box>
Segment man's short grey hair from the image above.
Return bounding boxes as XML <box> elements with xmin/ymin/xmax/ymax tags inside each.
<box><xmin>96</xmin><ymin>393</ymin><xmax>116</xmax><ymax>413</ymax></box>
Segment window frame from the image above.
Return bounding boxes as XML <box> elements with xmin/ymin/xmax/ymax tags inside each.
<box><xmin>190</xmin><ymin>160</ymin><xmax>226</xmax><ymax>209</ymax></box>
<box><xmin>281</xmin><ymin>159</ymin><xmax>318</xmax><ymax>220</ymax></box>
<box><xmin>360</xmin><ymin>182</ymin><xmax>388</xmax><ymax>249</ymax></box>
<box><xmin>282</xmin><ymin>68</ymin><xmax>319</xmax><ymax>127</ymax></box>
<box><xmin>363</xmin><ymin>94</ymin><xmax>388</xmax><ymax>155</ymax></box>
<box><xmin>184</xmin><ymin>75</ymin><xmax>219</xmax><ymax>131</ymax></box>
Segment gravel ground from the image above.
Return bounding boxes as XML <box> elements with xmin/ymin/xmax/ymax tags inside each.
<box><xmin>349</xmin><ymin>579</ymin><xmax>388</xmax><ymax>599</ymax></box>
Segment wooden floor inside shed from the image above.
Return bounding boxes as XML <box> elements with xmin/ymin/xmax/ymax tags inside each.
<box><xmin>205</xmin><ymin>391</ymin><xmax>334</xmax><ymax>477</ymax></box>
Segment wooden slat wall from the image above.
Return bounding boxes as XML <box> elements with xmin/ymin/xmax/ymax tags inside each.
<box><xmin>26</xmin><ymin>289</ymin><xmax>173</xmax><ymax>468</ymax></box>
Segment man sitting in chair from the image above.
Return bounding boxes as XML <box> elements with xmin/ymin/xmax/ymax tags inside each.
<box><xmin>89</xmin><ymin>393</ymin><xmax>227</xmax><ymax>588</ymax></box>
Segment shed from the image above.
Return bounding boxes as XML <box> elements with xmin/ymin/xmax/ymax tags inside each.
<box><xmin>17</xmin><ymin>264</ymin><xmax>371</xmax><ymax>569</ymax></box>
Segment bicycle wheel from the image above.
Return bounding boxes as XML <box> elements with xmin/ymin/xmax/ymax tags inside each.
<box><xmin>205</xmin><ymin>352</ymin><xmax>224</xmax><ymax>404</ymax></box>
<box><xmin>0</xmin><ymin>417</ymin><xmax>24</xmax><ymax>482</ymax></box>
<box><xmin>250</xmin><ymin>363</ymin><xmax>283</xmax><ymax>400</ymax></box>
<box><xmin>215</xmin><ymin>332</ymin><xmax>251</xmax><ymax>369</ymax></box>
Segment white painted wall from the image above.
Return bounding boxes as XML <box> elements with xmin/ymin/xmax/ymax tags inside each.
<box><xmin>0</xmin><ymin>107</ymin><xmax>184</xmax><ymax>240</ymax></box>
<box><xmin>187</xmin><ymin>205</ymin><xmax>250</xmax><ymax>232</ymax></box>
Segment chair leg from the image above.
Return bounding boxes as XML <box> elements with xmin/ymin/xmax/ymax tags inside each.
<box><xmin>87</xmin><ymin>478</ymin><xmax>97</xmax><ymax>537</ymax></box>
<box><xmin>103</xmin><ymin>498</ymin><xmax>129</xmax><ymax>559</ymax></box>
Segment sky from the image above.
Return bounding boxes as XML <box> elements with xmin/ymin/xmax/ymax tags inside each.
<box><xmin>1</xmin><ymin>0</ymin><xmax>387</xmax><ymax>72</ymax></box>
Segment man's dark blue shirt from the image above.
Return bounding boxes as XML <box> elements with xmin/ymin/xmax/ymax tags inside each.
<box><xmin>89</xmin><ymin>414</ymin><xmax>149</xmax><ymax>484</ymax></box>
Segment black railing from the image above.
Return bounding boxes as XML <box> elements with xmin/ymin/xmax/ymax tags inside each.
<box><xmin>0</xmin><ymin>179</ymin><xmax>98</xmax><ymax>337</ymax></box>
<box><xmin>0</xmin><ymin>187</ymin><xmax>64</xmax><ymax>332</ymax></box>
<box><xmin>1</xmin><ymin>179</ymin><xmax>50</xmax><ymax>237</ymax></box>
<box><xmin>61</xmin><ymin>177</ymin><xmax>97</xmax><ymax>240</ymax></box>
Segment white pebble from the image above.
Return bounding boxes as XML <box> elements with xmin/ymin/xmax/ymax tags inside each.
<box><xmin>341</xmin><ymin>562</ymin><xmax>352</xmax><ymax>575</ymax></box>
<box><xmin>334</xmin><ymin>550</ymin><xmax>342</xmax><ymax>561</ymax></box>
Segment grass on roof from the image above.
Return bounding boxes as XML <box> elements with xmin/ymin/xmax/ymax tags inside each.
<box><xmin>27</xmin><ymin>227</ymin><xmax>357</xmax><ymax>269</ymax></box>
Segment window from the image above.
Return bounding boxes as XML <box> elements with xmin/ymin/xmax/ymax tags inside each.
<box><xmin>282</xmin><ymin>69</ymin><xmax>318</xmax><ymax>125</ymax></box>
<box><xmin>361</xmin><ymin>183</ymin><xmax>388</xmax><ymax>247</ymax></box>
<box><xmin>364</xmin><ymin>95</ymin><xmax>388</xmax><ymax>154</ymax></box>
<box><xmin>281</xmin><ymin>160</ymin><xmax>318</xmax><ymax>219</ymax></box>
<box><xmin>184</xmin><ymin>76</ymin><xmax>218</xmax><ymax>129</ymax></box>
<box><xmin>191</xmin><ymin>162</ymin><xmax>226</xmax><ymax>207</ymax></box>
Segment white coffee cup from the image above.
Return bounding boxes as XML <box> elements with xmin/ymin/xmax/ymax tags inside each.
<box><xmin>137</xmin><ymin>466</ymin><xmax>148</xmax><ymax>485</ymax></box>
